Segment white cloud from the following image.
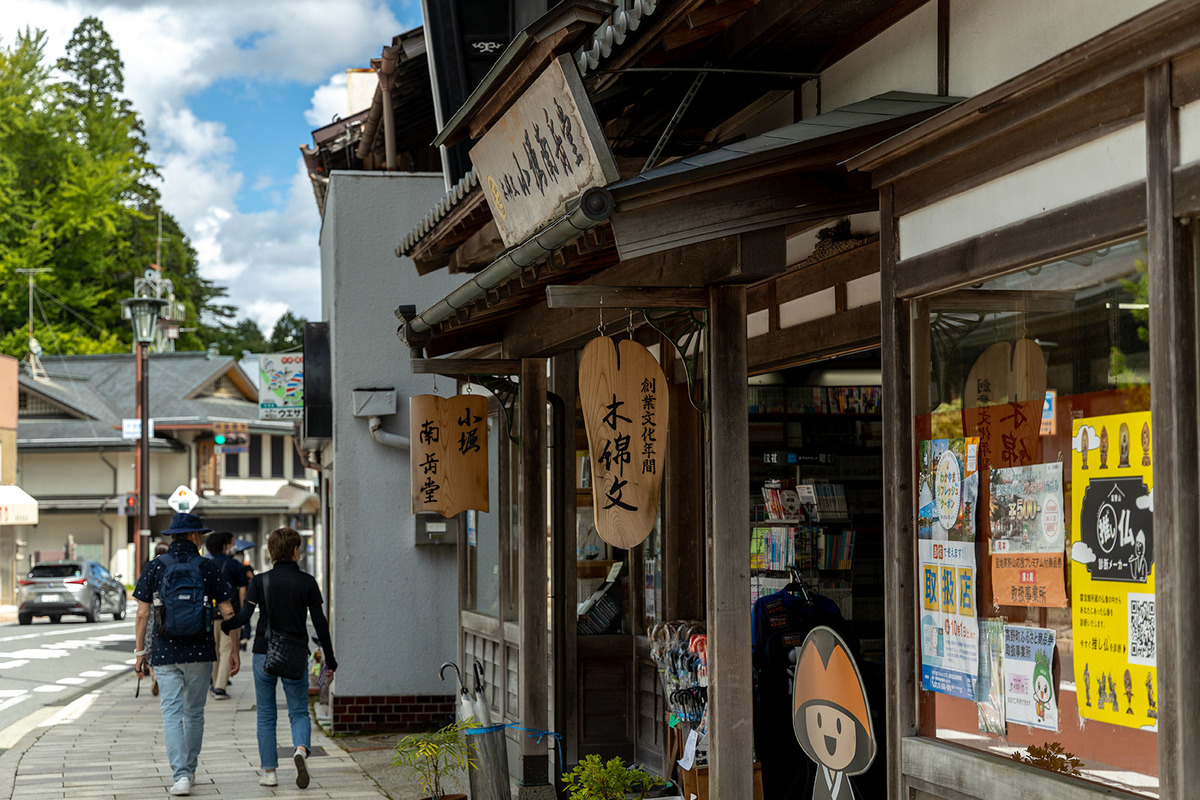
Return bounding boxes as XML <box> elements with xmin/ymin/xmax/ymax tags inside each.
<box><xmin>1070</xmin><ymin>541</ymin><xmax>1096</xmax><ymax>565</ymax></box>
<box><xmin>6</xmin><ymin>0</ymin><xmax>410</xmax><ymax>327</ymax></box>
<box><xmin>306</xmin><ymin>71</ymin><xmax>349</xmax><ymax>127</ymax></box>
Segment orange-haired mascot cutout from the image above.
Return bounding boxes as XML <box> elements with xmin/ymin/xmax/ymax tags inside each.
<box><xmin>792</xmin><ymin>626</ymin><xmax>876</xmax><ymax>800</ymax></box>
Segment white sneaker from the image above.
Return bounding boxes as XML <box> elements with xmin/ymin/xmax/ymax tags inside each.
<box><xmin>259</xmin><ymin>771</ymin><xmax>278</xmax><ymax>786</ymax></box>
<box><xmin>168</xmin><ymin>776</ymin><xmax>191</xmax><ymax>796</ymax></box>
<box><xmin>294</xmin><ymin>747</ymin><xmax>310</xmax><ymax>789</ymax></box>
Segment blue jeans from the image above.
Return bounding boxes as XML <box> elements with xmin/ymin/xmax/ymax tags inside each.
<box><xmin>155</xmin><ymin>661</ymin><xmax>212</xmax><ymax>781</ymax></box>
<box><xmin>252</xmin><ymin>652</ymin><xmax>311</xmax><ymax>769</ymax></box>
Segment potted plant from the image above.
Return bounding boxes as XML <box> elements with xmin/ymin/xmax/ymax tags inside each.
<box><xmin>563</xmin><ymin>754</ymin><xmax>668</xmax><ymax>800</ymax></box>
<box><xmin>392</xmin><ymin>718</ymin><xmax>477</xmax><ymax>800</ymax></box>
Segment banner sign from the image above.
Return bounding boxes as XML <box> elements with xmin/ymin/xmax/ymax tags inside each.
<box><xmin>470</xmin><ymin>54</ymin><xmax>619</xmax><ymax>248</ymax></box>
<box><xmin>1071</xmin><ymin>411</ymin><xmax>1157</xmax><ymax>731</ymax></box>
<box><xmin>259</xmin><ymin>354</ymin><xmax>303</xmax><ymax>420</ymax></box>
<box><xmin>410</xmin><ymin>395</ymin><xmax>489</xmax><ymax>518</ymax></box>
<box><xmin>918</xmin><ymin>437</ymin><xmax>980</xmax><ymax>700</ymax></box>
<box><xmin>579</xmin><ymin>337</ymin><xmax>668</xmax><ymax>549</ymax></box>
<box><xmin>1004</xmin><ymin>625</ymin><xmax>1058</xmax><ymax>731</ymax></box>
<box><xmin>989</xmin><ymin>462</ymin><xmax>1067</xmax><ymax>608</ymax></box>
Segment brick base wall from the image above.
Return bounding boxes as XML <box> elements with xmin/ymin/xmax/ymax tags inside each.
<box><xmin>330</xmin><ymin>694</ymin><xmax>457</xmax><ymax>733</ymax></box>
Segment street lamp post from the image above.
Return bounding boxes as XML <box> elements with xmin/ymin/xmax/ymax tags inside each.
<box><xmin>122</xmin><ymin>294</ymin><xmax>166</xmax><ymax>579</ymax></box>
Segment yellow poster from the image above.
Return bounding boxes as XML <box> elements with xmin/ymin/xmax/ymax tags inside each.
<box><xmin>1070</xmin><ymin>411</ymin><xmax>1157</xmax><ymax>731</ymax></box>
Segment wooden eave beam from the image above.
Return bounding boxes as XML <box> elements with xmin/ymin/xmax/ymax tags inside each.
<box><xmin>411</xmin><ymin>358</ymin><xmax>521</xmax><ymax>376</ymax></box>
<box><xmin>545</xmin><ymin>285</ymin><xmax>709</xmax><ymax>308</ymax></box>
<box><xmin>712</xmin><ymin>0</ymin><xmax>825</xmax><ymax>64</ymax></box>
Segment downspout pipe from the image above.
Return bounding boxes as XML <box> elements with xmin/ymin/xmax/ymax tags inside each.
<box><xmin>398</xmin><ymin>186</ymin><xmax>615</xmax><ymax>342</ymax></box>
<box><xmin>379</xmin><ymin>45</ymin><xmax>400</xmax><ymax>171</ymax></box>
<box><xmin>369</xmin><ymin>416</ymin><xmax>411</xmax><ymax>449</ymax></box>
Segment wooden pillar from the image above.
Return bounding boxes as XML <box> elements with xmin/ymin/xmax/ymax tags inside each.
<box><xmin>880</xmin><ymin>182</ymin><xmax>919</xmax><ymax>794</ymax></box>
<box><xmin>550</xmin><ymin>352</ymin><xmax>580</xmax><ymax>767</ymax></box>
<box><xmin>663</xmin><ymin>336</ymin><xmax>704</xmax><ymax>621</ymax></box>
<box><xmin>705</xmin><ymin>285</ymin><xmax>752</xmax><ymax>799</ymax></box>
<box><xmin>1146</xmin><ymin>62</ymin><xmax>1200</xmax><ymax>800</ymax></box>
<box><xmin>519</xmin><ymin>357</ymin><xmax>550</xmax><ymax>786</ymax></box>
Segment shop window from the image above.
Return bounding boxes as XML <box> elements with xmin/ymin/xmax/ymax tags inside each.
<box><xmin>248</xmin><ymin>434</ymin><xmax>262</xmax><ymax>478</ymax></box>
<box><xmin>293</xmin><ymin>446</ymin><xmax>306</xmax><ymax>478</ymax></box>
<box><xmin>912</xmin><ymin>237</ymin><xmax>1157</xmax><ymax>796</ymax></box>
<box><xmin>465</xmin><ymin>416</ymin><xmax>502</xmax><ymax>617</ymax></box>
<box><xmin>271</xmin><ymin>435</ymin><xmax>285</xmax><ymax>478</ymax></box>
<box><xmin>224</xmin><ymin>450</ymin><xmax>239</xmax><ymax>478</ymax></box>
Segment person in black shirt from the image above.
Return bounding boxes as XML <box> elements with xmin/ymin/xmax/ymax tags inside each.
<box><xmin>222</xmin><ymin>526</ymin><xmax>337</xmax><ymax>789</ymax></box>
<box><xmin>205</xmin><ymin>531</ymin><xmax>248</xmax><ymax>699</ymax></box>
<box><xmin>134</xmin><ymin>514</ymin><xmax>240</xmax><ymax>797</ymax></box>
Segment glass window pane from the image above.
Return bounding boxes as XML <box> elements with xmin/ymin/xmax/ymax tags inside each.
<box><xmin>913</xmin><ymin>237</ymin><xmax>1157</xmax><ymax>796</ymax></box>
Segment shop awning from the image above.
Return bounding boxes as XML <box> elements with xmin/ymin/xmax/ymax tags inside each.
<box><xmin>0</xmin><ymin>485</ymin><xmax>38</xmax><ymax>526</ymax></box>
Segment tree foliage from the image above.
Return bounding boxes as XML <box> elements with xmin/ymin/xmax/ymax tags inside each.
<box><xmin>0</xmin><ymin>19</ymin><xmax>235</xmax><ymax>358</ymax></box>
<box><xmin>267</xmin><ymin>310</ymin><xmax>306</xmax><ymax>352</ymax></box>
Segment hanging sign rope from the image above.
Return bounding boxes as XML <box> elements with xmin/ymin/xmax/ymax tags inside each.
<box><xmin>410</xmin><ymin>394</ymin><xmax>490</xmax><ymax>518</ymax></box>
<box><xmin>579</xmin><ymin>336</ymin><xmax>668</xmax><ymax>549</ymax></box>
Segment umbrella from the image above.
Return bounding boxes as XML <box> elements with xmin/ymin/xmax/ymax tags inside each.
<box><xmin>233</xmin><ymin>538</ymin><xmax>255</xmax><ymax>554</ymax></box>
<box><xmin>439</xmin><ymin>661</ymin><xmax>511</xmax><ymax>800</ymax></box>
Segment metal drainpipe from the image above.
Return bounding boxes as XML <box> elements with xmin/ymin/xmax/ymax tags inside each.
<box><xmin>97</xmin><ymin>450</ymin><xmax>118</xmax><ymax>567</ymax></box>
<box><xmin>379</xmin><ymin>45</ymin><xmax>400</xmax><ymax>171</ymax></box>
<box><xmin>369</xmin><ymin>416</ymin><xmax>410</xmax><ymax>449</ymax></box>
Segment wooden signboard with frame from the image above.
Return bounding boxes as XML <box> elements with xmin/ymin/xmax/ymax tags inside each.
<box><xmin>410</xmin><ymin>394</ymin><xmax>489</xmax><ymax>518</ymax></box>
<box><xmin>469</xmin><ymin>53</ymin><xmax>620</xmax><ymax>248</ymax></box>
<box><xmin>579</xmin><ymin>337</ymin><xmax>668</xmax><ymax>548</ymax></box>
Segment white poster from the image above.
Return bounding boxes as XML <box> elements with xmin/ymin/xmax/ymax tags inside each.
<box><xmin>258</xmin><ymin>354</ymin><xmax>303</xmax><ymax>420</ymax></box>
<box><xmin>1004</xmin><ymin>625</ymin><xmax>1058</xmax><ymax>731</ymax></box>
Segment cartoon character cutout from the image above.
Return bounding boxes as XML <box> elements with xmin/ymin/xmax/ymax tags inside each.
<box><xmin>792</xmin><ymin>627</ymin><xmax>876</xmax><ymax>800</ymax></box>
<box><xmin>1032</xmin><ymin>651</ymin><xmax>1053</xmax><ymax>723</ymax></box>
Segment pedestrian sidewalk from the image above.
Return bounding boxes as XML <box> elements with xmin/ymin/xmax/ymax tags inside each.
<box><xmin>2</xmin><ymin>664</ymin><xmax>388</xmax><ymax>800</ymax></box>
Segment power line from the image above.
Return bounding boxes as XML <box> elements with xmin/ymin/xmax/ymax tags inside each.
<box><xmin>32</xmin><ymin>288</ymin><xmax>100</xmax><ymax>440</ymax></box>
<box><xmin>33</xmin><ymin>285</ymin><xmax>111</xmax><ymax>337</ymax></box>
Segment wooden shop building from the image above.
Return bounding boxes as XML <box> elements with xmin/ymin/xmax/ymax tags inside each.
<box><xmin>390</xmin><ymin>0</ymin><xmax>1200</xmax><ymax>797</ymax></box>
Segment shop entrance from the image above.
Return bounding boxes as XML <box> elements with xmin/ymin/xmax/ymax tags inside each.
<box><xmin>748</xmin><ymin>349</ymin><xmax>888</xmax><ymax>800</ymax></box>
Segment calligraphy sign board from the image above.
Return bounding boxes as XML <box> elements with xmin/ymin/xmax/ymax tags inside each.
<box><xmin>1070</xmin><ymin>411</ymin><xmax>1157</xmax><ymax>731</ymax></box>
<box><xmin>410</xmin><ymin>395</ymin><xmax>489</xmax><ymax>518</ymax></box>
<box><xmin>579</xmin><ymin>337</ymin><xmax>668</xmax><ymax>549</ymax></box>
<box><xmin>470</xmin><ymin>54</ymin><xmax>620</xmax><ymax>248</ymax></box>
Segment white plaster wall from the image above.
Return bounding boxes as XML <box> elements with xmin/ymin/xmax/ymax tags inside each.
<box><xmin>1180</xmin><ymin>99</ymin><xmax>1200</xmax><ymax>166</ymax></box>
<box><xmin>19</xmin><ymin>450</ymin><xmax>189</xmax><ymax>497</ymax></box>
<box><xmin>898</xmin><ymin>122</ymin><xmax>1147</xmax><ymax>259</ymax></box>
<box><xmin>820</xmin><ymin>1</ymin><xmax>938</xmax><ymax>111</ymax></box>
<box><xmin>948</xmin><ymin>0</ymin><xmax>1164</xmax><ymax>98</ymax></box>
<box><xmin>323</xmin><ymin>171</ymin><xmax>469</xmax><ymax>697</ymax></box>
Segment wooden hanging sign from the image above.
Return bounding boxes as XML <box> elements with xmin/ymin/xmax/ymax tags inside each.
<box><xmin>579</xmin><ymin>337</ymin><xmax>668</xmax><ymax>549</ymax></box>
<box><xmin>410</xmin><ymin>394</ymin><xmax>489</xmax><ymax>518</ymax></box>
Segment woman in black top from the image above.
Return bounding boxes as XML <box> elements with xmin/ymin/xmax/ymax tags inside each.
<box><xmin>222</xmin><ymin>527</ymin><xmax>336</xmax><ymax>789</ymax></box>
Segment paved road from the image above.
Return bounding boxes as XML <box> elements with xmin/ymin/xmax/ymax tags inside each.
<box><xmin>0</xmin><ymin>603</ymin><xmax>138</xmax><ymax>748</ymax></box>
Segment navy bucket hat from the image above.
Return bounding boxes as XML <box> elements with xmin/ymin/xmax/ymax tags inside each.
<box><xmin>163</xmin><ymin>512</ymin><xmax>211</xmax><ymax>536</ymax></box>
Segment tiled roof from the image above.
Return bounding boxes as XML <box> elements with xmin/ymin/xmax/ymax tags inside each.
<box><xmin>396</xmin><ymin>168</ymin><xmax>480</xmax><ymax>257</ymax></box>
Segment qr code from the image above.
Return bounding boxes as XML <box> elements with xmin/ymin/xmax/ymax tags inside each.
<box><xmin>1128</xmin><ymin>595</ymin><xmax>1156</xmax><ymax>665</ymax></box>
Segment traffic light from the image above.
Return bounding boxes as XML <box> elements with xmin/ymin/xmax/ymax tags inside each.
<box><xmin>119</xmin><ymin>494</ymin><xmax>138</xmax><ymax>518</ymax></box>
<box><xmin>214</xmin><ymin>434</ymin><xmax>226</xmax><ymax>445</ymax></box>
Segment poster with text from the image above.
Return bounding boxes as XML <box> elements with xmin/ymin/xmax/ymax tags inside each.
<box><xmin>1004</xmin><ymin>625</ymin><xmax>1058</xmax><ymax>731</ymax></box>
<box><xmin>1071</xmin><ymin>411</ymin><xmax>1158</xmax><ymax>731</ymax></box>
<box><xmin>919</xmin><ymin>438</ymin><xmax>980</xmax><ymax>700</ymax></box>
<box><xmin>989</xmin><ymin>462</ymin><xmax>1067</xmax><ymax>607</ymax></box>
<box><xmin>258</xmin><ymin>354</ymin><xmax>303</xmax><ymax>420</ymax></box>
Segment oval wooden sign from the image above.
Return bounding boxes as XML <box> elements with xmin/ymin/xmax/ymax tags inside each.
<box><xmin>579</xmin><ymin>337</ymin><xmax>668</xmax><ymax>549</ymax></box>
<box><xmin>410</xmin><ymin>394</ymin><xmax>489</xmax><ymax>518</ymax></box>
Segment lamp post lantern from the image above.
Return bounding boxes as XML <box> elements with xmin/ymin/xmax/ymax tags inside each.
<box><xmin>122</xmin><ymin>294</ymin><xmax>167</xmax><ymax>578</ymax></box>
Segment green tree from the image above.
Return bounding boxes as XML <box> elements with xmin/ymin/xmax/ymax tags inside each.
<box><xmin>206</xmin><ymin>318</ymin><xmax>267</xmax><ymax>356</ymax></box>
<box><xmin>0</xmin><ymin>19</ymin><xmax>234</xmax><ymax>358</ymax></box>
<box><xmin>267</xmin><ymin>311</ymin><xmax>306</xmax><ymax>352</ymax></box>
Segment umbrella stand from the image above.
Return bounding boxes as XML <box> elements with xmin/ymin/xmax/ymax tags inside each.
<box><xmin>441</xmin><ymin>661</ymin><xmax>511</xmax><ymax>800</ymax></box>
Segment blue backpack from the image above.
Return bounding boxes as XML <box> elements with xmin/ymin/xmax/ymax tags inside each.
<box><xmin>157</xmin><ymin>554</ymin><xmax>209</xmax><ymax>638</ymax></box>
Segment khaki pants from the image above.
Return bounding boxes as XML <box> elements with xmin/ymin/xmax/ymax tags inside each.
<box><xmin>212</xmin><ymin>625</ymin><xmax>233</xmax><ymax>690</ymax></box>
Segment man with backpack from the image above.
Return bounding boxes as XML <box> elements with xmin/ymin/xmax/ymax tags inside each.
<box><xmin>133</xmin><ymin>513</ymin><xmax>241</xmax><ymax>797</ymax></box>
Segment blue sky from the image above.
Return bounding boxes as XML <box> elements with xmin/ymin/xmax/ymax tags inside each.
<box><xmin>8</xmin><ymin>0</ymin><xmax>424</xmax><ymax>335</ymax></box>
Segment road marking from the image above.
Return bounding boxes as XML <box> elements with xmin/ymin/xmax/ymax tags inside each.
<box><xmin>0</xmin><ymin>696</ymin><xmax>27</xmax><ymax>714</ymax></box>
<box><xmin>101</xmin><ymin>664</ymin><xmax>128</xmax><ymax>671</ymax></box>
<box><xmin>79</xmin><ymin>670</ymin><xmax>106</xmax><ymax>678</ymax></box>
<box><xmin>0</xmin><ymin>620</ymin><xmax>134</xmax><ymax>644</ymax></box>
<box><xmin>32</xmin><ymin>685</ymin><xmax>66</xmax><ymax>693</ymax></box>
<box><xmin>56</xmin><ymin>678</ymin><xmax>85</xmax><ymax>685</ymax></box>
<box><xmin>123</xmin><ymin>658</ymin><xmax>137</xmax><ymax>665</ymax></box>
<box><xmin>0</xmin><ymin>660</ymin><xmax>29</xmax><ymax>670</ymax></box>
<box><xmin>0</xmin><ymin>690</ymin><xmax>26</xmax><ymax>698</ymax></box>
<box><xmin>0</xmin><ymin>649</ymin><xmax>71</xmax><ymax>660</ymax></box>
<box><xmin>0</xmin><ymin>705</ymin><xmax>57</xmax><ymax>749</ymax></box>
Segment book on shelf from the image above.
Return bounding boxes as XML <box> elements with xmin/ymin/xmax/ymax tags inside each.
<box><xmin>750</xmin><ymin>526</ymin><xmax>797</xmax><ymax>571</ymax></box>
<box><xmin>817</xmin><ymin>530</ymin><xmax>856</xmax><ymax>570</ymax></box>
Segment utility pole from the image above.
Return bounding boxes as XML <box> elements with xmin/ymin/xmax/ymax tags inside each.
<box><xmin>15</xmin><ymin>269</ymin><xmax>50</xmax><ymax>380</ymax></box>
